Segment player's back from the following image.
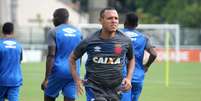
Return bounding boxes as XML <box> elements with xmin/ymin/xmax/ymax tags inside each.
<box><xmin>0</xmin><ymin>38</ymin><xmax>22</xmax><ymax>86</ymax></box>
<box><xmin>122</xmin><ymin>28</ymin><xmax>147</xmax><ymax>83</ymax></box>
<box><xmin>52</xmin><ymin>24</ymin><xmax>82</xmax><ymax>78</ymax></box>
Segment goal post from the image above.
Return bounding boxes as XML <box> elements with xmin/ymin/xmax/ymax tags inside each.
<box><xmin>136</xmin><ymin>24</ymin><xmax>180</xmax><ymax>63</ymax></box>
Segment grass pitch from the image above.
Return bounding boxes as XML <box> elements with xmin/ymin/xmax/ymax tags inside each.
<box><xmin>20</xmin><ymin>62</ymin><xmax>201</xmax><ymax>101</ymax></box>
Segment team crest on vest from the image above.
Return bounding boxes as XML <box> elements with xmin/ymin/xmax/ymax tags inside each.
<box><xmin>114</xmin><ymin>44</ymin><xmax>122</xmax><ymax>55</ymax></box>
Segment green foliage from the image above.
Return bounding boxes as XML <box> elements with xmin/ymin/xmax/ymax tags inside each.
<box><xmin>161</xmin><ymin>0</ymin><xmax>184</xmax><ymax>23</ymax></box>
<box><xmin>141</xmin><ymin>62</ymin><xmax>201</xmax><ymax>101</ymax></box>
<box><xmin>178</xmin><ymin>3</ymin><xmax>201</xmax><ymax>27</ymax></box>
<box><xmin>161</xmin><ymin>0</ymin><xmax>201</xmax><ymax>27</ymax></box>
<box><xmin>136</xmin><ymin>0</ymin><xmax>167</xmax><ymax>16</ymax></box>
<box><xmin>136</xmin><ymin>9</ymin><xmax>161</xmax><ymax>24</ymax></box>
<box><xmin>134</xmin><ymin>0</ymin><xmax>201</xmax><ymax>27</ymax></box>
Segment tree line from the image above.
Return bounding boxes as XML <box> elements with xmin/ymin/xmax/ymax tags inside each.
<box><xmin>126</xmin><ymin>0</ymin><xmax>201</xmax><ymax>27</ymax></box>
<box><xmin>61</xmin><ymin>0</ymin><xmax>201</xmax><ymax>27</ymax></box>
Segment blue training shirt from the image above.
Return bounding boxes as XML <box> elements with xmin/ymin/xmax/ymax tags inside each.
<box><xmin>48</xmin><ymin>24</ymin><xmax>82</xmax><ymax>79</ymax></box>
<box><xmin>121</xmin><ymin>28</ymin><xmax>152</xmax><ymax>83</ymax></box>
<box><xmin>0</xmin><ymin>38</ymin><xmax>23</xmax><ymax>86</ymax></box>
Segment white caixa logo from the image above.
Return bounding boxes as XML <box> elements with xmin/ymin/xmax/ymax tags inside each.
<box><xmin>93</xmin><ymin>56</ymin><xmax>120</xmax><ymax>64</ymax></box>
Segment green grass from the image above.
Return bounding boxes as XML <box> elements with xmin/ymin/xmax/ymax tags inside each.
<box><xmin>20</xmin><ymin>62</ymin><xmax>201</xmax><ymax>101</ymax></box>
<box><xmin>140</xmin><ymin>62</ymin><xmax>201</xmax><ymax>101</ymax></box>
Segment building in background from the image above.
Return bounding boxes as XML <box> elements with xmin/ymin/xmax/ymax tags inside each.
<box><xmin>0</xmin><ymin>0</ymin><xmax>88</xmax><ymax>27</ymax></box>
<box><xmin>0</xmin><ymin>0</ymin><xmax>89</xmax><ymax>62</ymax></box>
<box><xmin>17</xmin><ymin>0</ymin><xmax>88</xmax><ymax>27</ymax></box>
<box><xmin>0</xmin><ymin>0</ymin><xmax>13</xmax><ymax>25</ymax></box>
<box><xmin>88</xmin><ymin>0</ymin><xmax>107</xmax><ymax>23</ymax></box>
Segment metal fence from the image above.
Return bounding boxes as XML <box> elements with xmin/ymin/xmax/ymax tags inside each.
<box><xmin>14</xmin><ymin>25</ymin><xmax>201</xmax><ymax>50</ymax></box>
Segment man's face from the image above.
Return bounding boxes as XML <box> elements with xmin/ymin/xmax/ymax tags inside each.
<box><xmin>100</xmin><ymin>10</ymin><xmax>119</xmax><ymax>32</ymax></box>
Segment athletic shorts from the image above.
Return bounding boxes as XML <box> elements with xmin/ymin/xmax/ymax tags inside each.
<box><xmin>84</xmin><ymin>80</ymin><xmax>122</xmax><ymax>101</ymax></box>
<box><xmin>44</xmin><ymin>75</ymin><xmax>76</xmax><ymax>99</ymax></box>
<box><xmin>121</xmin><ymin>82</ymin><xmax>143</xmax><ymax>101</ymax></box>
<box><xmin>0</xmin><ymin>86</ymin><xmax>20</xmax><ymax>101</ymax></box>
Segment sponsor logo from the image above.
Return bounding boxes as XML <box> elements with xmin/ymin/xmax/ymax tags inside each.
<box><xmin>63</xmin><ymin>28</ymin><xmax>76</xmax><ymax>33</ymax></box>
<box><xmin>3</xmin><ymin>41</ymin><xmax>16</xmax><ymax>48</ymax></box>
<box><xmin>63</xmin><ymin>28</ymin><xmax>76</xmax><ymax>37</ymax></box>
<box><xmin>93</xmin><ymin>56</ymin><xmax>120</xmax><ymax>64</ymax></box>
<box><xmin>94</xmin><ymin>46</ymin><xmax>101</xmax><ymax>52</ymax></box>
<box><xmin>64</xmin><ymin>33</ymin><xmax>76</xmax><ymax>37</ymax></box>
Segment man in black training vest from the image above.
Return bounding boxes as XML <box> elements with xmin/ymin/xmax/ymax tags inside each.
<box><xmin>69</xmin><ymin>7</ymin><xmax>135</xmax><ymax>101</ymax></box>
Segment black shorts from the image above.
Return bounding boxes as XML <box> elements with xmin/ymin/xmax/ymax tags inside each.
<box><xmin>84</xmin><ymin>79</ymin><xmax>122</xmax><ymax>101</ymax></box>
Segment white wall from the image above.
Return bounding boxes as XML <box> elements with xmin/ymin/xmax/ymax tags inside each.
<box><xmin>0</xmin><ymin>0</ymin><xmax>12</xmax><ymax>24</ymax></box>
<box><xmin>22</xmin><ymin>50</ymin><xmax>43</xmax><ymax>63</ymax></box>
<box><xmin>17</xmin><ymin>0</ymin><xmax>87</xmax><ymax>27</ymax></box>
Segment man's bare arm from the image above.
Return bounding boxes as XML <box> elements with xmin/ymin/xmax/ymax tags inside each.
<box><xmin>144</xmin><ymin>47</ymin><xmax>157</xmax><ymax>72</ymax></box>
<box><xmin>69</xmin><ymin>53</ymin><xmax>84</xmax><ymax>95</ymax></box>
<box><xmin>41</xmin><ymin>46</ymin><xmax>55</xmax><ymax>90</ymax></box>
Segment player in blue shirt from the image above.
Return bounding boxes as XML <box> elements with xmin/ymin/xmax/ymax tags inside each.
<box><xmin>41</xmin><ymin>8</ymin><xmax>82</xmax><ymax>101</ymax></box>
<box><xmin>69</xmin><ymin>7</ymin><xmax>135</xmax><ymax>101</ymax></box>
<box><xmin>121</xmin><ymin>12</ymin><xmax>157</xmax><ymax>101</ymax></box>
<box><xmin>0</xmin><ymin>22</ymin><xmax>23</xmax><ymax>101</ymax></box>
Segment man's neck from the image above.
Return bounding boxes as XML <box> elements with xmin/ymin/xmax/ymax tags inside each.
<box><xmin>125</xmin><ymin>26</ymin><xmax>135</xmax><ymax>30</ymax></box>
<box><xmin>100</xmin><ymin>29</ymin><xmax>116</xmax><ymax>39</ymax></box>
<box><xmin>3</xmin><ymin>34</ymin><xmax>13</xmax><ymax>38</ymax></box>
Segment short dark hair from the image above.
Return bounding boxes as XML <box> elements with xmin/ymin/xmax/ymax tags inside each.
<box><xmin>124</xmin><ymin>12</ymin><xmax>138</xmax><ymax>27</ymax></box>
<box><xmin>53</xmin><ymin>8</ymin><xmax>69</xmax><ymax>26</ymax></box>
<box><xmin>100</xmin><ymin>7</ymin><xmax>116</xmax><ymax>18</ymax></box>
<box><xmin>2</xmin><ymin>22</ymin><xmax>14</xmax><ymax>35</ymax></box>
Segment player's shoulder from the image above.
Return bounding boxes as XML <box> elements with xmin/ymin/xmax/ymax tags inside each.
<box><xmin>140</xmin><ymin>32</ymin><xmax>149</xmax><ymax>40</ymax></box>
<box><xmin>48</xmin><ymin>27</ymin><xmax>56</xmax><ymax>34</ymax></box>
<box><xmin>117</xmin><ymin>30</ymin><xmax>131</xmax><ymax>40</ymax></box>
<box><xmin>117</xmin><ymin>29</ymin><xmax>127</xmax><ymax>36</ymax></box>
<box><xmin>119</xmin><ymin>28</ymin><xmax>137</xmax><ymax>37</ymax></box>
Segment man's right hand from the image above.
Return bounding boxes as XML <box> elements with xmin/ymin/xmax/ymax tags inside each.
<box><xmin>121</xmin><ymin>78</ymin><xmax>132</xmax><ymax>92</ymax></box>
<box><xmin>41</xmin><ymin>80</ymin><xmax>48</xmax><ymax>91</ymax></box>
